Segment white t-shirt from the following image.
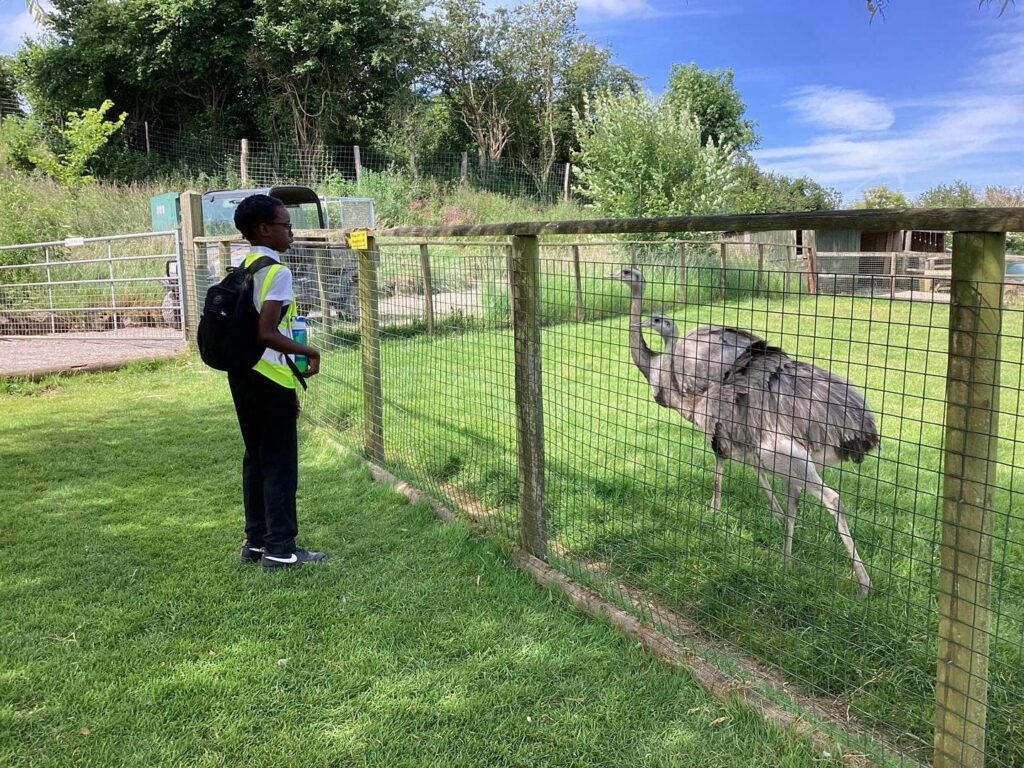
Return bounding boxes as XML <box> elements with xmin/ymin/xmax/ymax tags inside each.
<box><xmin>247</xmin><ymin>246</ymin><xmax>295</xmax><ymax>370</ymax></box>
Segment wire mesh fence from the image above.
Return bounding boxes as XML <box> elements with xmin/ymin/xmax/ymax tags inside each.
<box><xmin>0</xmin><ymin>231</ymin><xmax>184</xmax><ymax>340</ymax></box>
<box><xmin>195</xmin><ymin>218</ymin><xmax>1020</xmax><ymax>767</ymax></box>
<box><xmin>121</xmin><ymin>123</ymin><xmax>573</xmax><ymax>203</ymax></box>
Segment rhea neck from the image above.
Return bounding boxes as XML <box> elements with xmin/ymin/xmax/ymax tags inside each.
<box><xmin>627</xmin><ymin>278</ymin><xmax>653</xmax><ymax>381</ymax></box>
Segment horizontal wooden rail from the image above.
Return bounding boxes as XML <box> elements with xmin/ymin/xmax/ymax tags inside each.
<box><xmin>380</xmin><ymin>208</ymin><xmax>1024</xmax><ymax>238</ymax></box>
<box><xmin>378</xmin><ymin>238</ymin><xmax>814</xmax><ymax>251</ymax></box>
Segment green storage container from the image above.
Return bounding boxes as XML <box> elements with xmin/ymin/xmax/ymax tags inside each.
<box><xmin>150</xmin><ymin>192</ymin><xmax>181</xmax><ymax>232</ymax></box>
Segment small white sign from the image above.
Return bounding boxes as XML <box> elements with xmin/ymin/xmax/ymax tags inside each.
<box><xmin>64</xmin><ymin>236</ymin><xmax>86</xmax><ymax>248</ymax></box>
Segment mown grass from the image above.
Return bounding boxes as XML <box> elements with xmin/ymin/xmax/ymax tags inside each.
<box><xmin>307</xmin><ymin>289</ymin><xmax>1024</xmax><ymax>766</ymax></box>
<box><xmin>0</xmin><ymin>359</ymin><xmax>848</xmax><ymax>767</ymax></box>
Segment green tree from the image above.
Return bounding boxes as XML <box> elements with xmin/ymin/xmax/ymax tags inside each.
<box><xmin>573</xmin><ymin>90</ymin><xmax>737</xmax><ymax>220</ymax></box>
<box><xmin>732</xmin><ymin>160</ymin><xmax>841</xmax><ymax>213</ymax></box>
<box><xmin>0</xmin><ymin>114</ymin><xmax>47</xmax><ymax>173</ymax></box>
<box><xmin>17</xmin><ymin>0</ymin><xmax>259</xmax><ymax>135</ymax></box>
<box><xmin>505</xmin><ymin>0</ymin><xmax>639</xmax><ymax>183</ymax></box>
<box><xmin>856</xmin><ymin>184</ymin><xmax>910</xmax><ymax>209</ymax></box>
<box><xmin>30</xmin><ymin>100</ymin><xmax>127</xmax><ymax>189</ymax></box>
<box><xmin>426</xmin><ymin>0</ymin><xmax>530</xmax><ymax>166</ymax></box>
<box><xmin>0</xmin><ymin>56</ymin><xmax>22</xmax><ymax>116</ymax></box>
<box><xmin>249</xmin><ymin>0</ymin><xmax>425</xmax><ymax>156</ymax></box>
<box><xmin>664</xmin><ymin>63</ymin><xmax>758</xmax><ymax>152</ymax></box>
<box><xmin>425</xmin><ymin>0</ymin><xmax>637</xmax><ymax>173</ymax></box>
<box><xmin>373</xmin><ymin>93</ymin><xmax>467</xmax><ymax>174</ymax></box>
<box><xmin>916</xmin><ymin>180</ymin><xmax>979</xmax><ymax>208</ymax></box>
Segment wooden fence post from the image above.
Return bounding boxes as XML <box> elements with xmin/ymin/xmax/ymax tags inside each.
<box><xmin>510</xmin><ymin>234</ymin><xmax>548</xmax><ymax>560</ymax></box>
<box><xmin>785</xmin><ymin>246</ymin><xmax>793</xmax><ymax>297</ymax></box>
<box><xmin>353</xmin><ymin>145</ymin><xmax>363</xmax><ymax>188</ymax></box>
<box><xmin>505</xmin><ymin>243</ymin><xmax>514</xmax><ymax>326</ymax></box>
<box><xmin>572</xmin><ymin>244</ymin><xmax>584</xmax><ymax>321</ymax></box>
<box><xmin>678</xmin><ymin>241</ymin><xmax>688</xmax><ymax>304</ymax></box>
<box><xmin>217</xmin><ymin>240</ymin><xmax>232</xmax><ymax>277</ymax></box>
<box><xmin>178</xmin><ymin>191</ymin><xmax>204</xmax><ymax>340</ymax></box>
<box><xmin>756</xmin><ymin>242</ymin><xmax>765</xmax><ymax>298</ymax></box>
<box><xmin>358</xmin><ymin>234</ymin><xmax>384</xmax><ymax>463</ymax></box>
<box><xmin>313</xmin><ymin>246</ymin><xmax>333</xmax><ymax>338</ymax></box>
<box><xmin>563</xmin><ymin>162</ymin><xmax>571</xmax><ymax>202</ymax></box>
<box><xmin>240</xmin><ymin>139</ymin><xmax>250</xmax><ymax>185</ymax></box>
<box><xmin>144</xmin><ymin>122</ymin><xmax>151</xmax><ymax>155</ymax></box>
<box><xmin>890</xmin><ymin>250</ymin><xmax>898</xmax><ymax>299</ymax></box>
<box><xmin>460</xmin><ymin>152</ymin><xmax>468</xmax><ymax>185</ymax></box>
<box><xmin>719</xmin><ymin>242</ymin><xmax>727</xmax><ymax>301</ymax></box>
<box><xmin>419</xmin><ymin>243</ymin><xmax>435</xmax><ymax>334</ymax></box>
<box><xmin>934</xmin><ymin>231</ymin><xmax>1005</xmax><ymax>768</ymax></box>
<box><xmin>806</xmin><ymin>246</ymin><xmax>818</xmax><ymax>295</ymax></box>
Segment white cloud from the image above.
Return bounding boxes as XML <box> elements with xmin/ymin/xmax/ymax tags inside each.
<box><xmin>758</xmin><ymin>17</ymin><xmax>1024</xmax><ymax>200</ymax></box>
<box><xmin>785</xmin><ymin>86</ymin><xmax>895</xmax><ymax>132</ymax></box>
<box><xmin>0</xmin><ymin>6</ymin><xmax>47</xmax><ymax>56</ymax></box>
<box><xmin>756</xmin><ymin>94</ymin><xmax>1024</xmax><ymax>195</ymax></box>
<box><xmin>965</xmin><ymin>14</ymin><xmax>1024</xmax><ymax>90</ymax></box>
<box><xmin>578</xmin><ymin>0</ymin><xmax>657</xmax><ymax>18</ymax></box>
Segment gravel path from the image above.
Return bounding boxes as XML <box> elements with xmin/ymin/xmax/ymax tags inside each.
<box><xmin>0</xmin><ymin>288</ymin><xmax>481</xmax><ymax>380</ymax></box>
<box><xmin>0</xmin><ymin>329</ymin><xmax>187</xmax><ymax>380</ymax></box>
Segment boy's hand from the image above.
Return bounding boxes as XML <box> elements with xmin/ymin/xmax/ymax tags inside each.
<box><xmin>304</xmin><ymin>350</ymin><xmax>321</xmax><ymax>378</ymax></box>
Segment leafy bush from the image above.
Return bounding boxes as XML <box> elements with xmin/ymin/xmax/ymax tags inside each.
<box><xmin>0</xmin><ymin>114</ymin><xmax>47</xmax><ymax>174</ymax></box>
<box><xmin>573</xmin><ymin>90</ymin><xmax>738</xmax><ymax>220</ymax></box>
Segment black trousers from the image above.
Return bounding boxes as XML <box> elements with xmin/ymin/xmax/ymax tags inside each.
<box><xmin>228</xmin><ymin>369</ymin><xmax>299</xmax><ymax>555</ymax></box>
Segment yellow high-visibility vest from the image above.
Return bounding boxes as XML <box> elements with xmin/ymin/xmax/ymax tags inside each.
<box><xmin>245</xmin><ymin>252</ymin><xmax>298</xmax><ymax>389</ymax></box>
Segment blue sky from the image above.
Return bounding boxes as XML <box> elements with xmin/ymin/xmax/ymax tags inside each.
<box><xmin>2</xmin><ymin>1</ymin><xmax>1021</xmax><ymax>204</ymax></box>
<box><xmin>574</xmin><ymin>0</ymin><xmax>1024</xmax><ymax>203</ymax></box>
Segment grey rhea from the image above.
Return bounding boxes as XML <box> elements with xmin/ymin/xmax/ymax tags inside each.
<box><xmin>608</xmin><ymin>267</ymin><xmax>881</xmax><ymax>595</ymax></box>
<box><xmin>607</xmin><ymin>267</ymin><xmax>776</xmax><ymax>516</ymax></box>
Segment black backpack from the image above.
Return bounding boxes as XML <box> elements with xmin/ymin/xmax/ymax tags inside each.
<box><xmin>197</xmin><ymin>256</ymin><xmax>308</xmax><ymax>388</ymax></box>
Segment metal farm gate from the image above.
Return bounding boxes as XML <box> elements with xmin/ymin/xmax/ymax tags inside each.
<box><xmin>0</xmin><ymin>231</ymin><xmax>187</xmax><ymax>377</ymax></box>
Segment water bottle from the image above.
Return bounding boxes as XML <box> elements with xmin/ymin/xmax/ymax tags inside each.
<box><xmin>291</xmin><ymin>316</ymin><xmax>309</xmax><ymax>373</ymax></box>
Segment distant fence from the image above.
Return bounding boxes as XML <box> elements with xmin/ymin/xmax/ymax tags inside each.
<box><xmin>120</xmin><ymin>123</ymin><xmax>574</xmax><ymax>203</ymax></box>
<box><xmin>180</xmin><ymin>206</ymin><xmax>1024</xmax><ymax>767</ymax></box>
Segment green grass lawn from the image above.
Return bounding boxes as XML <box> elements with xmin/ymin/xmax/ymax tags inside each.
<box><xmin>308</xmin><ymin>287</ymin><xmax>1024</xmax><ymax>766</ymax></box>
<box><xmin>1</xmin><ymin>360</ymin><xmax>847</xmax><ymax>768</ymax></box>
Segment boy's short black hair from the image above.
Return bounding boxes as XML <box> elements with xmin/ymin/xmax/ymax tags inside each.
<box><xmin>234</xmin><ymin>194</ymin><xmax>285</xmax><ymax>241</ymax></box>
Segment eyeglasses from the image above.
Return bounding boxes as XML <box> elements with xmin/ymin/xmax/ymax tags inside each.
<box><xmin>269</xmin><ymin>220</ymin><xmax>293</xmax><ymax>232</ymax></box>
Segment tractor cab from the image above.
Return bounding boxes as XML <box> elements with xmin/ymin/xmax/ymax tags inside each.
<box><xmin>156</xmin><ymin>185</ymin><xmax>369</xmax><ymax>325</ymax></box>
<box><xmin>201</xmin><ymin>185</ymin><xmax>326</xmax><ymax>242</ymax></box>
<box><xmin>201</xmin><ymin>185</ymin><xmax>360</xmax><ymax>320</ymax></box>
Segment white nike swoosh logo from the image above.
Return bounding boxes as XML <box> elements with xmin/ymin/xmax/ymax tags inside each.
<box><xmin>264</xmin><ymin>553</ymin><xmax>298</xmax><ymax>564</ymax></box>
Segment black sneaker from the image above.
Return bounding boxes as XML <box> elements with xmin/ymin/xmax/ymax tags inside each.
<box><xmin>240</xmin><ymin>542</ymin><xmax>265</xmax><ymax>564</ymax></box>
<box><xmin>261</xmin><ymin>548</ymin><xmax>328</xmax><ymax>571</ymax></box>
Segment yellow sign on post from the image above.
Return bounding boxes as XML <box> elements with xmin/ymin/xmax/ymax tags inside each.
<box><xmin>348</xmin><ymin>229</ymin><xmax>369</xmax><ymax>250</ymax></box>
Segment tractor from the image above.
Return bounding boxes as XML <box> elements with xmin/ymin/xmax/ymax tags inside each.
<box><xmin>155</xmin><ymin>185</ymin><xmax>374</xmax><ymax>328</ymax></box>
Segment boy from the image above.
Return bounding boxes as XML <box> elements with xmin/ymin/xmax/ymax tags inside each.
<box><xmin>230</xmin><ymin>194</ymin><xmax>326</xmax><ymax>570</ymax></box>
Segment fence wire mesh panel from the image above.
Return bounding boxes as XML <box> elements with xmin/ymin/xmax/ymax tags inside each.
<box><xmin>0</xmin><ymin>231</ymin><xmax>183</xmax><ymax>340</ymax></box>
<box><xmin>292</xmin><ymin>227</ymin><xmax>1024</xmax><ymax>767</ymax></box>
<box><xmin>304</xmin><ymin>241</ymin><xmax>521</xmax><ymax>542</ymax></box>
<box><xmin>122</xmin><ymin>124</ymin><xmax>573</xmax><ymax>203</ymax></box>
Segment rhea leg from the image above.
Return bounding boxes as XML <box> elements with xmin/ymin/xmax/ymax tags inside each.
<box><xmin>757</xmin><ymin>470</ymin><xmax>786</xmax><ymax>522</ymax></box>
<box><xmin>782</xmin><ymin>484</ymin><xmax>799</xmax><ymax>565</ymax></box>
<box><xmin>803</xmin><ymin>476</ymin><xmax>872</xmax><ymax>596</ymax></box>
<box><xmin>711</xmin><ymin>457</ymin><xmax>724</xmax><ymax>513</ymax></box>
<box><xmin>758</xmin><ymin>437</ymin><xmax>870</xmax><ymax>594</ymax></box>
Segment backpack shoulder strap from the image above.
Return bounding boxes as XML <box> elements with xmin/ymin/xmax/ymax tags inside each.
<box><xmin>244</xmin><ymin>255</ymin><xmax>279</xmax><ymax>275</ymax></box>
